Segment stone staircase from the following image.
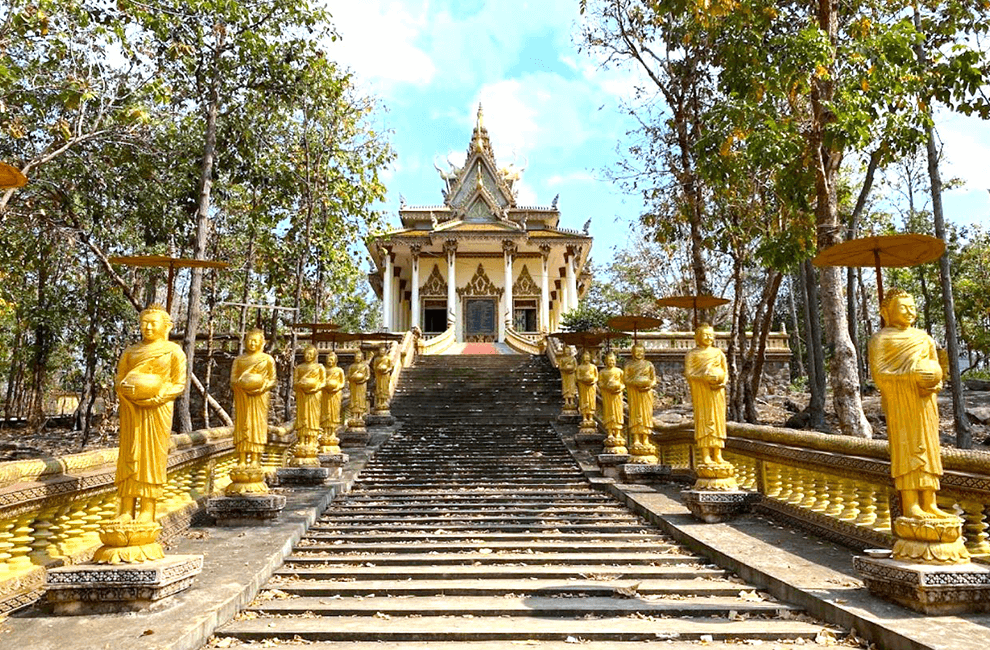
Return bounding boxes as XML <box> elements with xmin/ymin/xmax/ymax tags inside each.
<box><xmin>212</xmin><ymin>354</ymin><xmax>828</xmax><ymax>647</ymax></box>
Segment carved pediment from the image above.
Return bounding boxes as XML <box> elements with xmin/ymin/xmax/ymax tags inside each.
<box><xmin>420</xmin><ymin>264</ymin><xmax>447</xmax><ymax>297</ymax></box>
<box><xmin>457</xmin><ymin>264</ymin><xmax>503</xmax><ymax>298</ymax></box>
<box><xmin>513</xmin><ymin>264</ymin><xmax>540</xmax><ymax>296</ymax></box>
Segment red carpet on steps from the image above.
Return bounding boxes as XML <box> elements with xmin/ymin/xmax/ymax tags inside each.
<box><xmin>460</xmin><ymin>343</ymin><xmax>498</xmax><ymax>354</ymax></box>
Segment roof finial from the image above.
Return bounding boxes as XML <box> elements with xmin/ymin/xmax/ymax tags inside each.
<box><xmin>476</xmin><ymin>103</ymin><xmax>484</xmax><ymax>129</ymax></box>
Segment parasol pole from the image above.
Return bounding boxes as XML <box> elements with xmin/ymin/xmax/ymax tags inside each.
<box><xmin>166</xmin><ymin>262</ymin><xmax>176</xmax><ymax>313</ymax></box>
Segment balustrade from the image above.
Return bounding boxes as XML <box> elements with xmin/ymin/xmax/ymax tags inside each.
<box><xmin>0</xmin><ymin>422</ymin><xmax>291</xmax><ymax>614</ymax></box>
<box><xmin>651</xmin><ymin>421</ymin><xmax>990</xmax><ymax>558</ymax></box>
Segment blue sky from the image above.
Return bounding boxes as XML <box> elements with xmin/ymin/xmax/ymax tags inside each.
<box><xmin>326</xmin><ymin>1</ymin><xmax>990</xmax><ymax>268</ymax></box>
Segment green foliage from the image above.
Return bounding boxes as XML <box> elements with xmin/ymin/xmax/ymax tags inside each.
<box><xmin>0</xmin><ymin>0</ymin><xmax>393</xmax><ymax>426</ymax></box>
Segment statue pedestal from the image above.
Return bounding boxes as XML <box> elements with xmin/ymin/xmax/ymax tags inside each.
<box><xmin>366</xmin><ymin>412</ymin><xmax>395</xmax><ymax>426</ymax></box>
<box><xmin>693</xmin><ymin>462</ymin><xmax>739</xmax><ymax>491</ymax></box>
<box><xmin>619</xmin><ymin>462</ymin><xmax>670</xmax><ymax>485</ymax></box>
<box><xmin>854</xmin><ymin>554</ymin><xmax>990</xmax><ymax>614</ymax></box>
<box><xmin>341</xmin><ymin>419</ymin><xmax>369</xmax><ymax>447</ymax></box>
<box><xmin>317</xmin><ymin>452</ymin><xmax>349</xmax><ymax>479</ymax></box>
<box><xmin>681</xmin><ymin>489</ymin><xmax>760</xmax><ymax>523</ymax></box>
<box><xmin>46</xmin><ymin>555</ymin><xmax>203</xmax><ymax>615</ymax></box>
<box><xmin>575</xmin><ymin>425</ymin><xmax>605</xmax><ymax>451</ymax></box>
<box><xmin>276</xmin><ymin>466</ymin><xmax>331</xmax><ymax>486</ymax></box>
<box><xmin>597</xmin><ymin>453</ymin><xmax>630</xmax><ymax>480</ymax></box>
<box><xmin>207</xmin><ymin>494</ymin><xmax>286</xmax><ymax>526</ymax></box>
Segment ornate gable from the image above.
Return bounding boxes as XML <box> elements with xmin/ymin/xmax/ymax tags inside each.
<box><xmin>513</xmin><ymin>265</ymin><xmax>540</xmax><ymax>296</ymax></box>
<box><xmin>457</xmin><ymin>264</ymin><xmax>503</xmax><ymax>298</ymax></box>
<box><xmin>420</xmin><ymin>264</ymin><xmax>447</xmax><ymax>297</ymax></box>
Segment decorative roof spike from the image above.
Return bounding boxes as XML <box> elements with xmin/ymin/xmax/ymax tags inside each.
<box><xmin>468</xmin><ymin>103</ymin><xmax>494</xmax><ymax>159</ymax></box>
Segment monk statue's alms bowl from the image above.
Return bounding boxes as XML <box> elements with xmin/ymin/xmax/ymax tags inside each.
<box><xmin>239</xmin><ymin>372</ymin><xmax>265</xmax><ymax>392</ymax></box>
<box><xmin>121</xmin><ymin>372</ymin><xmax>163</xmax><ymax>400</ymax></box>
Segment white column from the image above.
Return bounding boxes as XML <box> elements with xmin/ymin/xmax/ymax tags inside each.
<box><xmin>540</xmin><ymin>248</ymin><xmax>550</xmax><ymax>332</ymax></box>
<box><xmin>411</xmin><ymin>254</ymin><xmax>420</xmax><ymax>330</ymax></box>
<box><xmin>502</xmin><ymin>243</ymin><xmax>513</xmax><ymax>342</ymax></box>
<box><xmin>382</xmin><ymin>252</ymin><xmax>393</xmax><ymax>331</ymax></box>
<box><xmin>566</xmin><ymin>252</ymin><xmax>579</xmax><ymax>313</ymax></box>
<box><xmin>445</xmin><ymin>242</ymin><xmax>457</xmax><ymax>334</ymax></box>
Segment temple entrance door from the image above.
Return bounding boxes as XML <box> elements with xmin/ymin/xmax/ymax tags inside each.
<box><xmin>464</xmin><ymin>298</ymin><xmax>497</xmax><ymax>342</ymax></box>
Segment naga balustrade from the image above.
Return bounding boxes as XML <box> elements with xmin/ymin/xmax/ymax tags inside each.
<box><xmin>650</xmin><ymin>423</ymin><xmax>990</xmax><ymax>558</ymax></box>
<box><xmin>0</xmin><ymin>423</ymin><xmax>293</xmax><ymax>614</ymax></box>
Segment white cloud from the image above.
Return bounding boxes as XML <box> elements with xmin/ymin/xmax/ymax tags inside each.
<box><xmin>325</xmin><ymin>1</ymin><xmax>436</xmax><ymax>93</ymax></box>
<box><xmin>547</xmin><ymin>170</ymin><xmax>596</xmax><ymax>187</ymax></box>
<box><xmin>938</xmin><ymin>110</ymin><xmax>990</xmax><ymax>193</ymax></box>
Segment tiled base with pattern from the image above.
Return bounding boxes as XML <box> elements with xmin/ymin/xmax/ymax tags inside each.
<box><xmin>597</xmin><ymin>454</ymin><xmax>631</xmax><ymax>480</ymax></box>
<box><xmin>317</xmin><ymin>453</ymin><xmax>349</xmax><ymax>479</ymax></box>
<box><xmin>681</xmin><ymin>489</ymin><xmax>760</xmax><ymax>523</ymax></box>
<box><xmin>45</xmin><ymin>555</ymin><xmax>203</xmax><ymax>615</ymax></box>
<box><xmin>206</xmin><ymin>494</ymin><xmax>287</xmax><ymax>526</ymax></box>
<box><xmin>620</xmin><ymin>463</ymin><xmax>671</xmax><ymax>485</ymax></box>
<box><xmin>340</xmin><ymin>428</ymin><xmax>370</xmax><ymax>447</ymax></box>
<box><xmin>854</xmin><ymin>555</ymin><xmax>990</xmax><ymax>614</ymax></box>
<box><xmin>275</xmin><ymin>467</ymin><xmax>331</xmax><ymax>486</ymax></box>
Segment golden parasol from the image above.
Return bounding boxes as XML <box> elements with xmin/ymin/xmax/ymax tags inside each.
<box><xmin>110</xmin><ymin>255</ymin><xmax>229</xmax><ymax>312</ymax></box>
<box><xmin>607</xmin><ymin>315</ymin><xmax>663</xmax><ymax>343</ymax></box>
<box><xmin>0</xmin><ymin>162</ymin><xmax>27</xmax><ymax>190</ymax></box>
<box><xmin>655</xmin><ymin>294</ymin><xmax>730</xmax><ymax>329</ymax></box>
<box><xmin>812</xmin><ymin>234</ymin><xmax>945</xmax><ymax>305</ymax></box>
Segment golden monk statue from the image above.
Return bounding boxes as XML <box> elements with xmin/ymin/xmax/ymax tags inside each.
<box><xmin>600</xmin><ymin>352</ymin><xmax>627</xmax><ymax>454</ymax></box>
<box><xmin>558</xmin><ymin>346</ymin><xmax>578</xmax><ymax>414</ymax></box>
<box><xmin>347</xmin><ymin>349</ymin><xmax>371</xmax><ymax>427</ymax></box>
<box><xmin>291</xmin><ymin>345</ymin><xmax>325</xmax><ymax>467</ymax></box>
<box><xmin>576</xmin><ymin>350</ymin><xmax>599</xmax><ymax>432</ymax></box>
<box><xmin>624</xmin><ymin>342</ymin><xmax>658</xmax><ymax>463</ymax></box>
<box><xmin>226</xmin><ymin>328</ymin><xmax>277</xmax><ymax>494</ymax></box>
<box><xmin>373</xmin><ymin>343</ymin><xmax>394</xmax><ymax>415</ymax></box>
<box><xmin>320</xmin><ymin>351</ymin><xmax>345</xmax><ymax>454</ymax></box>
<box><xmin>95</xmin><ymin>304</ymin><xmax>186</xmax><ymax>563</ymax></box>
<box><xmin>869</xmin><ymin>289</ymin><xmax>967</xmax><ymax>563</ymax></box>
<box><xmin>684</xmin><ymin>324</ymin><xmax>736</xmax><ymax>490</ymax></box>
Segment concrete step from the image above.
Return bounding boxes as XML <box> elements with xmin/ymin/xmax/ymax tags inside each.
<box><xmin>309</xmin><ymin>523</ymin><xmax>657</xmax><ymax>534</ymax></box>
<box><xmin>304</xmin><ymin>532</ymin><xmax>669</xmax><ymax>543</ymax></box>
<box><xmin>289</xmin><ymin>541</ymin><xmax>677</xmax><ymax>553</ymax></box>
<box><xmin>264</xmin><ymin>577</ymin><xmax>750</xmax><ymax>597</ymax></box>
<box><xmin>285</xmin><ymin>552</ymin><xmax>697</xmax><ymax>566</ymax></box>
<box><xmin>245</xmin><ymin>594</ymin><xmax>799</xmax><ymax>618</ymax></box>
<box><xmin>274</xmin><ymin>564</ymin><xmax>724</xmax><ymax>580</ymax></box>
<box><xmin>218</xmin><ymin>616</ymin><xmax>824</xmax><ymax>642</ymax></box>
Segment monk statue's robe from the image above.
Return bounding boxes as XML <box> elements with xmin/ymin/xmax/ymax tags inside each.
<box><xmin>322</xmin><ymin>357</ymin><xmax>346</xmax><ymax>434</ymax></box>
<box><xmin>347</xmin><ymin>352</ymin><xmax>371</xmax><ymax>422</ymax></box>
<box><xmin>684</xmin><ymin>343</ymin><xmax>728</xmax><ymax>461</ymax></box>
<box><xmin>116</xmin><ymin>334</ymin><xmax>187</xmax><ymax>502</ymax></box>
<box><xmin>558</xmin><ymin>349</ymin><xmax>578</xmax><ymax>409</ymax></box>
<box><xmin>600</xmin><ymin>354</ymin><xmax>626</xmax><ymax>453</ymax></box>
<box><xmin>869</xmin><ymin>325</ymin><xmax>943</xmax><ymax>492</ymax></box>
<box><xmin>576</xmin><ymin>353</ymin><xmax>599</xmax><ymax>427</ymax></box>
<box><xmin>231</xmin><ymin>348</ymin><xmax>276</xmax><ymax>462</ymax></box>
<box><xmin>373</xmin><ymin>347</ymin><xmax>394</xmax><ymax>413</ymax></box>
<box><xmin>294</xmin><ymin>354</ymin><xmax>326</xmax><ymax>440</ymax></box>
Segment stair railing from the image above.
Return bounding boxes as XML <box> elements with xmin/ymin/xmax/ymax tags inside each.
<box><xmin>503</xmin><ymin>326</ymin><xmax>544</xmax><ymax>355</ymax></box>
<box><xmin>650</xmin><ymin>421</ymin><xmax>990</xmax><ymax>558</ymax></box>
<box><xmin>418</xmin><ymin>324</ymin><xmax>455</xmax><ymax>355</ymax></box>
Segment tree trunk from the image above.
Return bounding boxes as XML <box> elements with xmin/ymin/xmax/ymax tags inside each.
<box><xmin>176</xmin><ymin>75</ymin><xmax>220</xmax><ymax>433</ymax></box>
<box><xmin>912</xmin><ymin>5</ymin><xmax>971</xmax><ymax>448</ymax></box>
<box><xmin>787</xmin><ymin>274</ymin><xmax>806</xmax><ymax>379</ymax></box>
<box><xmin>745</xmin><ymin>270</ymin><xmax>783</xmax><ymax>423</ymax></box>
<box><xmin>801</xmin><ymin>260</ymin><xmax>827</xmax><ymax>429</ymax></box>
<box><xmin>810</xmin><ymin>0</ymin><xmax>871</xmax><ymax>437</ymax></box>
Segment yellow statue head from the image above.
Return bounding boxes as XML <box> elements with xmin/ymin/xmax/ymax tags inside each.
<box><xmin>580</xmin><ymin>350</ymin><xmax>592</xmax><ymax>364</ymax></box>
<box><xmin>694</xmin><ymin>323</ymin><xmax>715</xmax><ymax>347</ymax></box>
<box><xmin>631</xmin><ymin>342</ymin><xmax>646</xmax><ymax>360</ymax></box>
<box><xmin>139</xmin><ymin>304</ymin><xmax>171</xmax><ymax>343</ymax></box>
<box><xmin>604</xmin><ymin>352</ymin><xmax>617</xmax><ymax>368</ymax></box>
<box><xmin>880</xmin><ymin>289</ymin><xmax>916</xmax><ymax>329</ymax></box>
<box><xmin>325</xmin><ymin>351</ymin><xmax>338</xmax><ymax>367</ymax></box>
<box><xmin>303</xmin><ymin>345</ymin><xmax>317</xmax><ymax>362</ymax></box>
<box><xmin>244</xmin><ymin>328</ymin><xmax>265</xmax><ymax>352</ymax></box>
<box><xmin>353</xmin><ymin>349</ymin><xmax>364</xmax><ymax>363</ymax></box>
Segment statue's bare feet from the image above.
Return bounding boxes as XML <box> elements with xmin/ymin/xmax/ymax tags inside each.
<box><xmin>112</xmin><ymin>512</ymin><xmax>133</xmax><ymax>523</ymax></box>
<box><xmin>921</xmin><ymin>504</ymin><xmax>952</xmax><ymax>519</ymax></box>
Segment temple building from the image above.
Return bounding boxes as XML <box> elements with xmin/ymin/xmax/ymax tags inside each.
<box><xmin>367</xmin><ymin>106</ymin><xmax>592</xmax><ymax>345</ymax></box>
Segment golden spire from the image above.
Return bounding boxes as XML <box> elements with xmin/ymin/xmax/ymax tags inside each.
<box><xmin>470</xmin><ymin>103</ymin><xmax>491</xmax><ymax>155</ymax></box>
<box><xmin>476</xmin><ymin>103</ymin><xmax>484</xmax><ymax>129</ymax></box>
